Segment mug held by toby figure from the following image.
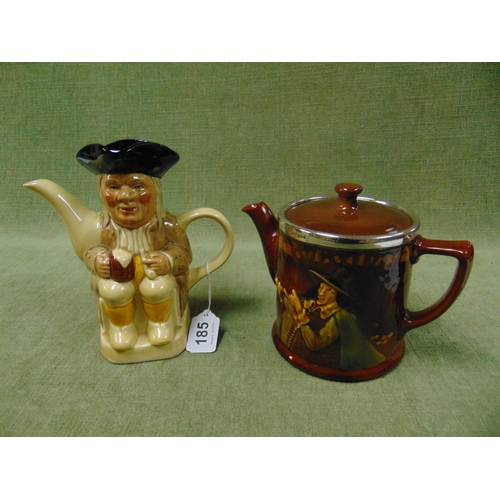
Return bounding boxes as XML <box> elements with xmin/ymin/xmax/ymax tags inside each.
<box><xmin>25</xmin><ymin>139</ymin><xmax>234</xmax><ymax>364</ymax></box>
<box><xmin>243</xmin><ymin>183</ymin><xmax>474</xmax><ymax>382</ymax></box>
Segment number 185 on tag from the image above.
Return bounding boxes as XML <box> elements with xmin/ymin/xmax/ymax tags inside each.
<box><xmin>187</xmin><ymin>310</ymin><xmax>220</xmax><ymax>353</ymax></box>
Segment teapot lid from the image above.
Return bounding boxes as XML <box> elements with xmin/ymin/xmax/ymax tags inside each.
<box><xmin>280</xmin><ymin>183</ymin><xmax>420</xmax><ymax>249</ymax></box>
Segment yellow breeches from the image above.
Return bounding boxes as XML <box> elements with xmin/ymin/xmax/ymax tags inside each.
<box><xmin>135</xmin><ymin>255</ymin><xmax>173</xmax><ymax>322</ymax></box>
<box><xmin>103</xmin><ymin>301</ymin><xmax>136</xmax><ymax>327</ymax></box>
<box><xmin>102</xmin><ymin>256</ymin><xmax>174</xmax><ymax>326</ymax></box>
<box><xmin>142</xmin><ymin>299</ymin><xmax>172</xmax><ymax>323</ymax></box>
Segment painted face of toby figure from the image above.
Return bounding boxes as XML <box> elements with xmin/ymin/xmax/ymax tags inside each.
<box><xmin>101</xmin><ymin>173</ymin><xmax>157</xmax><ymax>229</ymax></box>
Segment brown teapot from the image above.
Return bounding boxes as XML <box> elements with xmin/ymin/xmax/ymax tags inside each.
<box><xmin>243</xmin><ymin>183</ymin><xmax>474</xmax><ymax>382</ymax></box>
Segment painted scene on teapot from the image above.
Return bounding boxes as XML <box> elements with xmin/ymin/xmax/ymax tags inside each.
<box><xmin>274</xmin><ymin>233</ymin><xmax>414</xmax><ymax>372</ymax></box>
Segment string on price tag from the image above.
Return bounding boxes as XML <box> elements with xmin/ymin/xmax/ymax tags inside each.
<box><xmin>186</xmin><ymin>263</ymin><xmax>221</xmax><ymax>353</ymax></box>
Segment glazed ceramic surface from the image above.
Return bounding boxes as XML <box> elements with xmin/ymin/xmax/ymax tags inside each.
<box><xmin>25</xmin><ymin>140</ymin><xmax>234</xmax><ymax>364</ymax></box>
<box><xmin>244</xmin><ymin>183</ymin><xmax>474</xmax><ymax>381</ymax></box>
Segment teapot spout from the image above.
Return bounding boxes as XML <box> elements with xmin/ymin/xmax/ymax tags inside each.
<box><xmin>24</xmin><ymin>179</ymin><xmax>101</xmax><ymax>261</ymax></box>
<box><xmin>242</xmin><ymin>201</ymin><xmax>279</xmax><ymax>279</ymax></box>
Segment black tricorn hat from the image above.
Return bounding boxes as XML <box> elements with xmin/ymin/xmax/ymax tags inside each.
<box><xmin>76</xmin><ymin>139</ymin><xmax>180</xmax><ymax>178</ymax></box>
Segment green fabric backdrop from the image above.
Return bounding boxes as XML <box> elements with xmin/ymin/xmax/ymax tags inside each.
<box><xmin>1</xmin><ymin>62</ymin><xmax>499</xmax><ymax>436</ymax></box>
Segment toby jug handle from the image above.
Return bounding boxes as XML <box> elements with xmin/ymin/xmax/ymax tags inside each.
<box><xmin>177</xmin><ymin>208</ymin><xmax>235</xmax><ymax>290</ymax></box>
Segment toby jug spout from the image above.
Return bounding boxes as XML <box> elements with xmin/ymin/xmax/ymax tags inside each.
<box><xmin>242</xmin><ymin>201</ymin><xmax>279</xmax><ymax>279</ymax></box>
<box><xmin>24</xmin><ymin>179</ymin><xmax>101</xmax><ymax>261</ymax></box>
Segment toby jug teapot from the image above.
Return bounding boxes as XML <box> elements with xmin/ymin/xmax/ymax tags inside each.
<box><xmin>25</xmin><ymin>139</ymin><xmax>234</xmax><ymax>364</ymax></box>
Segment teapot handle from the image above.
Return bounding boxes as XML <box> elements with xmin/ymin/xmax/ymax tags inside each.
<box><xmin>402</xmin><ymin>236</ymin><xmax>474</xmax><ymax>335</ymax></box>
<box><xmin>177</xmin><ymin>208</ymin><xmax>235</xmax><ymax>290</ymax></box>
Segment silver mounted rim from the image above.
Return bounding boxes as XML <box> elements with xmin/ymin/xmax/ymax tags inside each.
<box><xmin>278</xmin><ymin>196</ymin><xmax>421</xmax><ymax>250</ymax></box>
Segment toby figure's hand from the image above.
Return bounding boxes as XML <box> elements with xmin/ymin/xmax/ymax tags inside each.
<box><xmin>95</xmin><ymin>252</ymin><xmax>111</xmax><ymax>279</ymax></box>
<box><xmin>143</xmin><ymin>251</ymin><xmax>171</xmax><ymax>276</ymax></box>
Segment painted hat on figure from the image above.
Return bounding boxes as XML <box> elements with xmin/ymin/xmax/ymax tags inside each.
<box><xmin>308</xmin><ymin>269</ymin><xmax>353</xmax><ymax>300</ymax></box>
<box><xmin>76</xmin><ymin>139</ymin><xmax>180</xmax><ymax>178</ymax></box>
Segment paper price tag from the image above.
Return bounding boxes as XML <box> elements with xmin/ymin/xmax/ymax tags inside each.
<box><xmin>187</xmin><ymin>310</ymin><xmax>220</xmax><ymax>353</ymax></box>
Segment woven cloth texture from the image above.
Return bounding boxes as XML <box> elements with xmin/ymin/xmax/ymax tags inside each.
<box><xmin>1</xmin><ymin>63</ymin><xmax>499</xmax><ymax>436</ymax></box>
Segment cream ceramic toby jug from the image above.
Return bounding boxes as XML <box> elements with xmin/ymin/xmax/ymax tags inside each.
<box><xmin>25</xmin><ymin>139</ymin><xmax>234</xmax><ymax>364</ymax></box>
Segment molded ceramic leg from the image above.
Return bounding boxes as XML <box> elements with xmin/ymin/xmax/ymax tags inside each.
<box><xmin>100</xmin><ymin>306</ymin><xmax>190</xmax><ymax>364</ymax></box>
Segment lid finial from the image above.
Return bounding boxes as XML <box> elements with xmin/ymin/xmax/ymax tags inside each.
<box><xmin>335</xmin><ymin>183</ymin><xmax>363</xmax><ymax>215</ymax></box>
